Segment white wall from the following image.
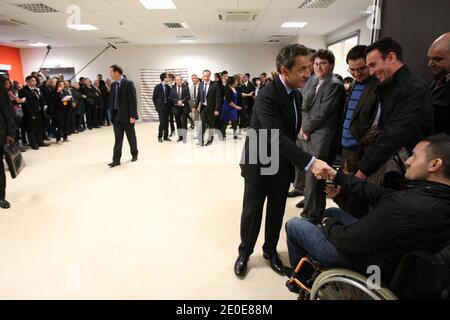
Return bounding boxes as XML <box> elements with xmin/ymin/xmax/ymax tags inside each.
<box><xmin>293</xmin><ymin>35</ymin><xmax>327</xmax><ymax>50</ymax></box>
<box><xmin>20</xmin><ymin>44</ymin><xmax>282</xmax><ymax>115</ymax></box>
<box><xmin>326</xmin><ymin>17</ymin><xmax>372</xmax><ymax>46</ymax></box>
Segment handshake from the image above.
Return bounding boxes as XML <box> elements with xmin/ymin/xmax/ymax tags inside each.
<box><xmin>310</xmin><ymin>159</ymin><xmax>337</xmax><ymax>181</ymax></box>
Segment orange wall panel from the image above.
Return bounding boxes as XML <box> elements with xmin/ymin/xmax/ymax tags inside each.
<box><xmin>0</xmin><ymin>45</ymin><xmax>25</xmax><ymax>83</ymax></box>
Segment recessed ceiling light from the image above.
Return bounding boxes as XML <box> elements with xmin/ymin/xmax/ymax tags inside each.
<box><xmin>179</xmin><ymin>39</ymin><xmax>196</xmax><ymax>43</ymax></box>
<box><xmin>281</xmin><ymin>22</ymin><xmax>308</xmax><ymax>28</ymax></box>
<box><xmin>140</xmin><ymin>0</ymin><xmax>176</xmax><ymax>10</ymax></box>
<box><xmin>68</xmin><ymin>24</ymin><xmax>99</xmax><ymax>31</ymax></box>
<box><xmin>29</xmin><ymin>42</ymin><xmax>49</xmax><ymax>47</ymax></box>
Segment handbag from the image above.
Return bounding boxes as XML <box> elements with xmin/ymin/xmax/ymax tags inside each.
<box><xmin>4</xmin><ymin>144</ymin><xmax>25</xmax><ymax>179</ymax></box>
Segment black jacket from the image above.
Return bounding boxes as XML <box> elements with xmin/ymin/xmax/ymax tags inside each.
<box><xmin>323</xmin><ymin>171</ymin><xmax>450</xmax><ymax>280</ymax></box>
<box><xmin>340</xmin><ymin>75</ymin><xmax>379</xmax><ymax>144</ymax></box>
<box><xmin>431</xmin><ymin>76</ymin><xmax>450</xmax><ymax>135</ymax></box>
<box><xmin>169</xmin><ymin>84</ymin><xmax>191</xmax><ymax>114</ymax></box>
<box><xmin>18</xmin><ymin>86</ymin><xmax>45</xmax><ymax>120</ymax></box>
<box><xmin>240</xmin><ymin>75</ymin><xmax>313</xmax><ymax>186</ymax></box>
<box><xmin>152</xmin><ymin>83</ymin><xmax>170</xmax><ymax>113</ymax></box>
<box><xmin>194</xmin><ymin>81</ymin><xmax>222</xmax><ymax>113</ymax></box>
<box><xmin>108</xmin><ymin>78</ymin><xmax>139</xmax><ymax>123</ymax></box>
<box><xmin>358</xmin><ymin>66</ymin><xmax>434</xmax><ymax>176</ymax></box>
<box><xmin>0</xmin><ymin>86</ymin><xmax>16</xmax><ymax>145</ymax></box>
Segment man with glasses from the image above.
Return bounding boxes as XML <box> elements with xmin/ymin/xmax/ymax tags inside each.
<box><xmin>340</xmin><ymin>45</ymin><xmax>379</xmax><ymax>165</ymax></box>
<box><xmin>300</xmin><ymin>49</ymin><xmax>346</xmax><ymax>224</ymax></box>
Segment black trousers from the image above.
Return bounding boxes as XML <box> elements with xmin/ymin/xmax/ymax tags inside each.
<box><xmin>55</xmin><ymin>108</ymin><xmax>70</xmax><ymax>141</ymax></box>
<box><xmin>86</xmin><ymin>104</ymin><xmax>97</xmax><ymax>128</ymax></box>
<box><xmin>221</xmin><ymin>120</ymin><xmax>238</xmax><ymax>138</ymax></box>
<box><xmin>303</xmin><ymin>156</ymin><xmax>333</xmax><ymax>220</ymax></box>
<box><xmin>112</xmin><ymin>113</ymin><xmax>138</xmax><ymax>163</ymax></box>
<box><xmin>200</xmin><ymin>105</ymin><xmax>215</xmax><ymax>143</ymax></box>
<box><xmin>0</xmin><ymin>148</ymin><xmax>5</xmax><ymax>200</ymax></box>
<box><xmin>26</xmin><ymin>118</ymin><xmax>44</xmax><ymax>147</ymax></box>
<box><xmin>157</xmin><ymin>107</ymin><xmax>170</xmax><ymax>139</ymax></box>
<box><xmin>174</xmin><ymin>108</ymin><xmax>188</xmax><ymax>139</ymax></box>
<box><xmin>238</xmin><ymin>179</ymin><xmax>291</xmax><ymax>257</ymax></box>
<box><xmin>169</xmin><ymin>113</ymin><xmax>175</xmax><ymax>132</ymax></box>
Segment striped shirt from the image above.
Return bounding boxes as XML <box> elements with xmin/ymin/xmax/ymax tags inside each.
<box><xmin>342</xmin><ymin>83</ymin><xmax>366</xmax><ymax>148</ymax></box>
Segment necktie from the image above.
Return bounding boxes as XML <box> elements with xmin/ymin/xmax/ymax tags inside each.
<box><xmin>114</xmin><ymin>81</ymin><xmax>120</xmax><ymax>110</ymax></box>
<box><xmin>290</xmin><ymin>91</ymin><xmax>298</xmax><ymax>133</ymax></box>
<box><xmin>193</xmin><ymin>85</ymin><xmax>197</xmax><ymax>100</ymax></box>
<box><xmin>178</xmin><ymin>86</ymin><xmax>181</xmax><ymax>100</ymax></box>
<box><xmin>203</xmin><ymin>83</ymin><xmax>208</xmax><ymax>104</ymax></box>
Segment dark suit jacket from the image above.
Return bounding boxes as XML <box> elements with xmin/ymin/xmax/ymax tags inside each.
<box><xmin>108</xmin><ymin>77</ymin><xmax>139</xmax><ymax>124</ymax></box>
<box><xmin>0</xmin><ymin>86</ymin><xmax>16</xmax><ymax>145</ymax></box>
<box><xmin>341</xmin><ymin>76</ymin><xmax>379</xmax><ymax>143</ymax></box>
<box><xmin>431</xmin><ymin>77</ymin><xmax>450</xmax><ymax>135</ymax></box>
<box><xmin>302</xmin><ymin>74</ymin><xmax>346</xmax><ymax>159</ymax></box>
<box><xmin>153</xmin><ymin>82</ymin><xmax>170</xmax><ymax>113</ymax></box>
<box><xmin>169</xmin><ymin>84</ymin><xmax>191</xmax><ymax>114</ymax></box>
<box><xmin>240</xmin><ymin>75</ymin><xmax>313</xmax><ymax>186</ymax></box>
<box><xmin>194</xmin><ymin>81</ymin><xmax>222</xmax><ymax>113</ymax></box>
<box><xmin>18</xmin><ymin>86</ymin><xmax>45</xmax><ymax>120</ymax></box>
<box><xmin>240</xmin><ymin>82</ymin><xmax>256</xmax><ymax>108</ymax></box>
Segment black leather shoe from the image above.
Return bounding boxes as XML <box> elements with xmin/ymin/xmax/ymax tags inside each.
<box><xmin>164</xmin><ymin>137</ymin><xmax>172</xmax><ymax>142</ymax></box>
<box><xmin>288</xmin><ymin>190</ymin><xmax>304</xmax><ymax>198</ymax></box>
<box><xmin>177</xmin><ymin>137</ymin><xmax>183</xmax><ymax>142</ymax></box>
<box><xmin>296</xmin><ymin>199</ymin><xmax>305</xmax><ymax>208</ymax></box>
<box><xmin>169</xmin><ymin>131</ymin><xmax>175</xmax><ymax>137</ymax></box>
<box><xmin>31</xmin><ymin>145</ymin><xmax>39</xmax><ymax>150</ymax></box>
<box><xmin>263</xmin><ymin>253</ymin><xmax>285</xmax><ymax>275</ymax></box>
<box><xmin>158</xmin><ymin>138</ymin><xmax>163</xmax><ymax>143</ymax></box>
<box><xmin>204</xmin><ymin>140</ymin><xmax>213</xmax><ymax>147</ymax></box>
<box><xmin>108</xmin><ymin>162</ymin><xmax>121</xmax><ymax>168</ymax></box>
<box><xmin>234</xmin><ymin>255</ymin><xmax>249</xmax><ymax>278</ymax></box>
<box><xmin>131</xmin><ymin>156</ymin><xmax>138</xmax><ymax>162</ymax></box>
<box><xmin>0</xmin><ymin>200</ymin><xmax>11</xmax><ymax>209</ymax></box>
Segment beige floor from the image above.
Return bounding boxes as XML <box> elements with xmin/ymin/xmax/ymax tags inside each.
<box><xmin>0</xmin><ymin>122</ymin><xmax>323</xmax><ymax>300</ymax></box>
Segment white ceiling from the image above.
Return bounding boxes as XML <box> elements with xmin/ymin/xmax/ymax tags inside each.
<box><xmin>0</xmin><ymin>0</ymin><xmax>373</xmax><ymax>47</ymax></box>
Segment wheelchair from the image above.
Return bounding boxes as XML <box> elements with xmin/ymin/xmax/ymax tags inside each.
<box><xmin>286</xmin><ymin>245</ymin><xmax>450</xmax><ymax>300</ymax></box>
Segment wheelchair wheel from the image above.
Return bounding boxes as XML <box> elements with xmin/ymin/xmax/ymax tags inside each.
<box><xmin>309</xmin><ymin>269</ymin><xmax>398</xmax><ymax>300</ymax></box>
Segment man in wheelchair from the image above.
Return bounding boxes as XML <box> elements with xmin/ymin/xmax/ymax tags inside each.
<box><xmin>286</xmin><ymin>134</ymin><xmax>450</xmax><ymax>298</ymax></box>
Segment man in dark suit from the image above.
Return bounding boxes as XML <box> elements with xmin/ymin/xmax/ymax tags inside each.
<box><xmin>153</xmin><ymin>73</ymin><xmax>171</xmax><ymax>143</ymax></box>
<box><xmin>194</xmin><ymin>70</ymin><xmax>221</xmax><ymax>146</ymax></box>
<box><xmin>0</xmin><ymin>82</ymin><xmax>16</xmax><ymax>209</ymax></box>
<box><xmin>239</xmin><ymin>73</ymin><xmax>256</xmax><ymax>129</ymax></box>
<box><xmin>300</xmin><ymin>49</ymin><xmax>346</xmax><ymax>224</ymax></box>
<box><xmin>108</xmin><ymin>65</ymin><xmax>139</xmax><ymax>168</ymax></box>
<box><xmin>18</xmin><ymin>75</ymin><xmax>50</xmax><ymax>150</ymax></box>
<box><xmin>169</xmin><ymin>75</ymin><xmax>191</xmax><ymax>142</ymax></box>
<box><xmin>235</xmin><ymin>44</ymin><xmax>335</xmax><ymax>278</ymax></box>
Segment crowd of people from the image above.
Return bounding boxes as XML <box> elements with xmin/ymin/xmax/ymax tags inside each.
<box><xmin>233</xmin><ymin>33</ymin><xmax>450</xmax><ymax>299</ymax></box>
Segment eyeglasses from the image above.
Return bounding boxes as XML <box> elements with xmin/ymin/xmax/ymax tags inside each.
<box><xmin>314</xmin><ymin>62</ymin><xmax>330</xmax><ymax>68</ymax></box>
<box><xmin>348</xmin><ymin>66</ymin><xmax>368</xmax><ymax>74</ymax></box>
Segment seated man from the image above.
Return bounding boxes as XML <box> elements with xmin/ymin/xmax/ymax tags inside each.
<box><xmin>286</xmin><ymin>134</ymin><xmax>450</xmax><ymax>281</ymax></box>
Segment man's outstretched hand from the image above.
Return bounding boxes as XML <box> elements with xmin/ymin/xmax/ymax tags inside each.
<box><xmin>310</xmin><ymin>159</ymin><xmax>337</xmax><ymax>181</ymax></box>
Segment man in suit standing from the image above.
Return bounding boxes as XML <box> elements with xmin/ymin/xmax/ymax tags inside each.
<box><xmin>189</xmin><ymin>74</ymin><xmax>201</xmax><ymax>137</ymax></box>
<box><xmin>300</xmin><ymin>49</ymin><xmax>346</xmax><ymax>224</ymax></box>
<box><xmin>235</xmin><ymin>44</ymin><xmax>335</xmax><ymax>277</ymax></box>
<box><xmin>194</xmin><ymin>70</ymin><xmax>221</xmax><ymax>147</ymax></box>
<box><xmin>170</xmin><ymin>75</ymin><xmax>191</xmax><ymax>143</ymax></box>
<box><xmin>19</xmin><ymin>76</ymin><xmax>50</xmax><ymax>150</ymax></box>
<box><xmin>239</xmin><ymin>73</ymin><xmax>256</xmax><ymax>129</ymax></box>
<box><xmin>108</xmin><ymin>65</ymin><xmax>139</xmax><ymax>168</ymax></box>
<box><xmin>0</xmin><ymin>83</ymin><xmax>16</xmax><ymax>209</ymax></box>
<box><xmin>153</xmin><ymin>73</ymin><xmax>172</xmax><ymax>143</ymax></box>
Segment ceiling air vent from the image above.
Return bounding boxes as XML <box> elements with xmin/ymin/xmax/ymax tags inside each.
<box><xmin>217</xmin><ymin>10</ymin><xmax>258</xmax><ymax>23</ymax></box>
<box><xmin>163</xmin><ymin>22</ymin><xmax>187</xmax><ymax>29</ymax></box>
<box><xmin>299</xmin><ymin>0</ymin><xmax>336</xmax><ymax>9</ymax></box>
<box><xmin>101</xmin><ymin>37</ymin><xmax>128</xmax><ymax>44</ymax></box>
<box><xmin>14</xmin><ymin>3</ymin><xmax>59</xmax><ymax>13</ymax></box>
<box><xmin>11</xmin><ymin>39</ymin><xmax>30</xmax><ymax>43</ymax></box>
<box><xmin>266</xmin><ymin>39</ymin><xmax>281</xmax><ymax>43</ymax></box>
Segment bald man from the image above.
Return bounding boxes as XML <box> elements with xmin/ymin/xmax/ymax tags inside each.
<box><xmin>428</xmin><ymin>32</ymin><xmax>450</xmax><ymax>134</ymax></box>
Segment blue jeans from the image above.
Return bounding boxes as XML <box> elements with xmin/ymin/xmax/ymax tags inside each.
<box><xmin>286</xmin><ymin>208</ymin><xmax>358</xmax><ymax>269</ymax></box>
